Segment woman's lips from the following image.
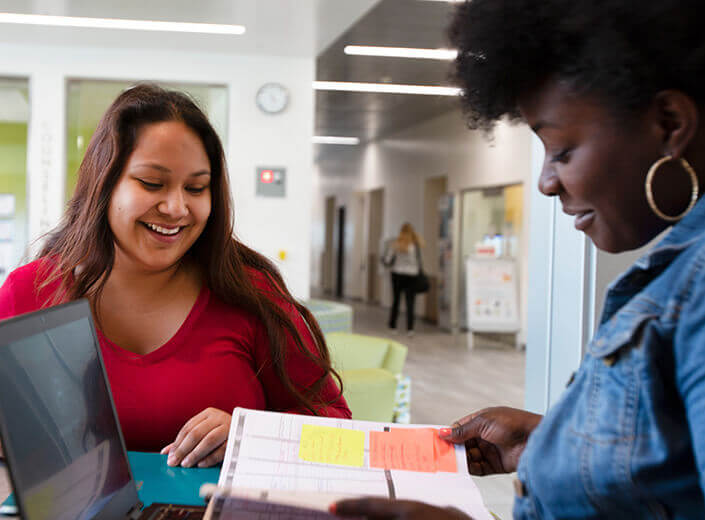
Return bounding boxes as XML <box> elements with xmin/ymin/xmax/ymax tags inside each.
<box><xmin>574</xmin><ymin>210</ymin><xmax>595</xmax><ymax>231</ymax></box>
<box><xmin>141</xmin><ymin>222</ymin><xmax>184</xmax><ymax>244</ymax></box>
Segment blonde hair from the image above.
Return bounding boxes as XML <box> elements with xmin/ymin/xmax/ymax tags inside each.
<box><xmin>394</xmin><ymin>222</ymin><xmax>424</xmax><ymax>252</ymax></box>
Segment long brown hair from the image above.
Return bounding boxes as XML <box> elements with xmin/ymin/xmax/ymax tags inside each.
<box><xmin>39</xmin><ymin>83</ymin><xmax>342</xmax><ymax>414</ymax></box>
<box><xmin>394</xmin><ymin>222</ymin><xmax>423</xmax><ymax>252</ymax></box>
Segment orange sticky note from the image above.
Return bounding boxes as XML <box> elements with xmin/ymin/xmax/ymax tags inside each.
<box><xmin>369</xmin><ymin>428</ymin><xmax>457</xmax><ymax>473</ymax></box>
<box><xmin>431</xmin><ymin>429</ymin><xmax>458</xmax><ymax>473</ymax></box>
<box><xmin>369</xmin><ymin>429</ymin><xmax>435</xmax><ymax>472</ymax></box>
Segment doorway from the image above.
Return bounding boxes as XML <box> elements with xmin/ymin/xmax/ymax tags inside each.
<box><xmin>422</xmin><ymin>176</ymin><xmax>448</xmax><ymax>323</ymax></box>
<box><xmin>349</xmin><ymin>191</ymin><xmax>366</xmax><ymax>300</ymax></box>
<box><xmin>0</xmin><ymin>77</ymin><xmax>29</xmax><ymax>286</ymax></box>
<box><xmin>335</xmin><ymin>206</ymin><xmax>346</xmax><ymax>298</ymax></box>
<box><xmin>458</xmin><ymin>183</ymin><xmax>524</xmax><ymax>330</ymax></box>
<box><xmin>322</xmin><ymin>195</ymin><xmax>336</xmax><ymax>294</ymax></box>
<box><xmin>366</xmin><ymin>188</ymin><xmax>384</xmax><ymax>304</ymax></box>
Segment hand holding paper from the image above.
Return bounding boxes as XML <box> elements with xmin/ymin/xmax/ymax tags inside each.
<box><xmin>440</xmin><ymin>406</ymin><xmax>542</xmax><ymax>475</ymax></box>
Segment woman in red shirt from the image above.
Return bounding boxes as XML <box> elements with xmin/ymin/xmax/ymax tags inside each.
<box><xmin>0</xmin><ymin>84</ymin><xmax>350</xmax><ymax>468</ymax></box>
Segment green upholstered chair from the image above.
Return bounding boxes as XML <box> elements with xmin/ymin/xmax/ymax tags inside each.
<box><xmin>326</xmin><ymin>332</ymin><xmax>408</xmax><ymax>422</ymax></box>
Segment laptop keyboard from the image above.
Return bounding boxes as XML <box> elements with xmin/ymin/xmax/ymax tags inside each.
<box><xmin>139</xmin><ymin>503</ymin><xmax>205</xmax><ymax>519</ymax></box>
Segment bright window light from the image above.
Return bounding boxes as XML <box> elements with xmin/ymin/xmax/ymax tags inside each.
<box><xmin>0</xmin><ymin>12</ymin><xmax>246</xmax><ymax>35</ymax></box>
<box><xmin>344</xmin><ymin>46</ymin><xmax>457</xmax><ymax>60</ymax></box>
<box><xmin>313</xmin><ymin>81</ymin><xmax>461</xmax><ymax>96</ymax></box>
<box><xmin>313</xmin><ymin>136</ymin><xmax>360</xmax><ymax>145</ymax></box>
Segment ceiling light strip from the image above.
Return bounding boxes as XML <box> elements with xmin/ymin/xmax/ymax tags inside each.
<box><xmin>313</xmin><ymin>136</ymin><xmax>360</xmax><ymax>145</ymax></box>
<box><xmin>0</xmin><ymin>12</ymin><xmax>246</xmax><ymax>35</ymax></box>
<box><xmin>344</xmin><ymin>45</ymin><xmax>457</xmax><ymax>60</ymax></box>
<box><xmin>313</xmin><ymin>81</ymin><xmax>460</xmax><ymax>96</ymax></box>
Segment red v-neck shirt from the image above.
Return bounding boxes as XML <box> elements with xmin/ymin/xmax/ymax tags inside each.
<box><xmin>0</xmin><ymin>260</ymin><xmax>350</xmax><ymax>451</ymax></box>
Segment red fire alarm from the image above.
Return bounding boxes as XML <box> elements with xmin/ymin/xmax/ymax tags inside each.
<box><xmin>260</xmin><ymin>170</ymin><xmax>274</xmax><ymax>183</ymax></box>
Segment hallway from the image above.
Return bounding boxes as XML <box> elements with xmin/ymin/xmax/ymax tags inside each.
<box><xmin>345</xmin><ymin>298</ymin><xmax>525</xmax><ymax>424</ymax></box>
<box><xmin>333</xmin><ymin>297</ymin><xmax>526</xmax><ymax>519</ymax></box>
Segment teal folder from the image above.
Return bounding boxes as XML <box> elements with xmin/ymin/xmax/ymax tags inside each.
<box><xmin>1</xmin><ymin>451</ymin><xmax>220</xmax><ymax>515</ymax></box>
<box><xmin>128</xmin><ymin>451</ymin><xmax>220</xmax><ymax>507</ymax></box>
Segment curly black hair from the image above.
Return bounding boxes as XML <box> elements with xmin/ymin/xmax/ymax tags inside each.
<box><xmin>448</xmin><ymin>0</ymin><xmax>705</xmax><ymax>132</ymax></box>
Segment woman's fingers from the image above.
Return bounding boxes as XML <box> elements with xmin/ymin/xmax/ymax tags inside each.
<box><xmin>168</xmin><ymin>420</ymin><xmax>212</xmax><ymax>466</ymax></box>
<box><xmin>166</xmin><ymin>408</ymin><xmax>231</xmax><ymax>467</ymax></box>
<box><xmin>180</xmin><ymin>424</ymin><xmax>228</xmax><ymax>468</ymax></box>
<box><xmin>476</xmin><ymin>438</ymin><xmax>504</xmax><ymax>473</ymax></box>
<box><xmin>170</xmin><ymin>409</ymin><xmax>210</xmax><ymax>448</ymax></box>
<box><xmin>465</xmin><ymin>437</ymin><xmax>504</xmax><ymax>475</ymax></box>
<box><xmin>197</xmin><ymin>443</ymin><xmax>227</xmax><ymax>468</ymax></box>
<box><xmin>439</xmin><ymin>411</ymin><xmax>484</xmax><ymax>443</ymax></box>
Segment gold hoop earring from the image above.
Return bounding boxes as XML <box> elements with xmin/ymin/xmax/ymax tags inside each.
<box><xmin>645</xmin><ymin>155</ymin><xmax>699</xmax><ymax>222</ymax></box>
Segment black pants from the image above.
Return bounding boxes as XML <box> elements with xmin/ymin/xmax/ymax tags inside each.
<box><xmin>388</xmin><ymin>273</ymin><xmax>417</xmax><ymax>331</ymax></box>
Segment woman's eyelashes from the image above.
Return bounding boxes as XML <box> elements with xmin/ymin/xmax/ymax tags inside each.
<box><xmin>138</xmin><ymin>178</ymin><xmax>162</xmax><ymax>190</ymax></box>
<box><xmin>137</xmin><ymin>178</ymin><xmax>208</xmax><ymax>194</ymax></box>
<box><xmin>550</xmin><ymin>148</ymin><xmax>572</xmax><ymax>164</ymax></box>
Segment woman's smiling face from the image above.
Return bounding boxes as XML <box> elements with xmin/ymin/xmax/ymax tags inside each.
<box><xmin>518</xmin><ymin>81</ymin><xmax>678</xmax><ymax>253</ymax></box>
<box><xmin>107</xmin><ymin>121</ymin><xmax>212</xmax><ymax>273</ymax></box>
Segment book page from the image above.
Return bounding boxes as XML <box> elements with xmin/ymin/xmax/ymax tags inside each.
<box><xmin>217</xmin><ymin>408</ymin><xmax>492</xmax><ymax>520</ymax></box>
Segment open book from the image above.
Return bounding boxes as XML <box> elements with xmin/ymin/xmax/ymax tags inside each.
<box><xmin>202</xmin><ymin>408</ymin><xmax>493</xmax><ymax>519</ymax></box>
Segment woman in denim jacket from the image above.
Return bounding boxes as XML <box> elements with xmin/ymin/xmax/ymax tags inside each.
<box><xmin>333</xmin><ymin>0</ymin><xmax>705</xmax><ymax>518</ymax></box>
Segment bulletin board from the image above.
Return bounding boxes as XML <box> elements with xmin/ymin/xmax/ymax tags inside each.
<box><xmin>465</xmin><ymin>257</ymin><xmax>520</xmax><ymax>333</ymax></box>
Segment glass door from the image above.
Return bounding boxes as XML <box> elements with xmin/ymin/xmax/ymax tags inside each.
<box><xmin>458</xmin><ymin>184</ymin><xmax>524</xmax><ymax>329</ymax></box>
<box><xmin>0</xmin><ymin>77</ymin><xmax>29</xmax><ymax>285</ymax></box>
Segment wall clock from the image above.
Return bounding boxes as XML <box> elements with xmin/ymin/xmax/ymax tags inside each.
<box><xmin>255</xmin><ymin>83</ymin><xmax>289</xmax><ymax>114</ymax></box>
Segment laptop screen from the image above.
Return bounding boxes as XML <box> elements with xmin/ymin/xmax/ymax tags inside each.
<box><xmin>0</xmin><ymin>307</ymin><xmax>133</xmax><ymax>520</ymax></box>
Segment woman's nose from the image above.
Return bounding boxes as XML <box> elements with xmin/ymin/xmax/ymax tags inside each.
<box><xmin>538</xmin><ymin>164</ymin><xmax>561</xmax><ymax>197</ymax></box>
<box><xmin>158</xmin><ymin>190</ymin><xmax>188</xmax><ymax>217</ymax></box>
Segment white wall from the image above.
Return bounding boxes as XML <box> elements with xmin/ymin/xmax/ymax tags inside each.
<box><xmin>0</xmin><ymin>42</ymin><xmax>315</xmax><ymax>298</ymax></box>
<box><xmin>312</xmin><ymin>108</ymin><xmax>533</xmax><ymax>331</ymax></box>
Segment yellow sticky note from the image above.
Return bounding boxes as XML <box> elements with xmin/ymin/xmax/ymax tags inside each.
<box><xmin>298</xmin><ymin>424</ymin><xmax>365</xmax><ymax>467</ymax></box>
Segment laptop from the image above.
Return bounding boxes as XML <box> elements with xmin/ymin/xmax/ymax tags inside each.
<box><xmin>0</xmin><ymin>300</ymin><xmax>206</xmax><ymax>519</ymax></box>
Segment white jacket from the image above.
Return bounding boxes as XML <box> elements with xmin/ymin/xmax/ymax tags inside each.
<box><xmin>383</xmin><ymin>243</ymin><xmax>420</xmax><ymax>276</ymax></box>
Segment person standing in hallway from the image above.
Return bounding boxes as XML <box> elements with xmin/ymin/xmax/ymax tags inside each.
<box><xmin>383</xmin><ymin>223</ymin><xmax>423</xmax><ymax>336</ymax></box>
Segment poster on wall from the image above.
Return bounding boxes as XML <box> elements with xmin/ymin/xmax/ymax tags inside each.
<box><xmin>465</xmin><ymin>257</ymin><xmax>520</xmax><ymax>334</ymax></box>
<box><xmin>0</xmin><ymin>193</ymin><xmax>15</xmax><ymax>218</ymax></box>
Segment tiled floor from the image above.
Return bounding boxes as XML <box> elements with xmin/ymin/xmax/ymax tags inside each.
<box><xmin>336</xmin><ymin>297</ymin><xmax>527</xmax><ymax>520</ymax></box>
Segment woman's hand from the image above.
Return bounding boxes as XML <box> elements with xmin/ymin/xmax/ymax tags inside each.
<box><xmin>160</xmin><ymin>407</ymin><xmax>231</xmax><ymax>468</ymax></box>
<box><xmin>332</xmin><ymin>498</ymin><xmax>471</xmax><ymax>519</ymax></box>
<box><xmin>439</xmin><ymin>406</ymin><xmax>542</xmax><ymax>475</ymax></box>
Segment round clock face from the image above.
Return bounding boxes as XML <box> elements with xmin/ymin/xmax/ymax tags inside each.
<box><xmin>256</xmin><ymin>83</ymin><xmax>289</xmax><ymax>114</ymax></box>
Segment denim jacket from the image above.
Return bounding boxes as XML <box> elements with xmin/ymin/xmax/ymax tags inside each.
<box><xmin>514</xmin><ymin>197</ymin><xmax>705</xmax><ymax>519</ymax></box>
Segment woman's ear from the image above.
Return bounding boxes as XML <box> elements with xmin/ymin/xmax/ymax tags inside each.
<box><xmin>652</xmin><ymin>90</ymin><xmax>700</xmax><ymax>159</ymax></box>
